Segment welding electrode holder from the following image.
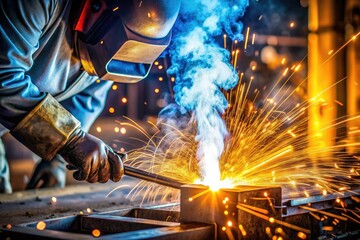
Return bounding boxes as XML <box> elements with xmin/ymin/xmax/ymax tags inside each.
<box><xmin>115</xmin><ymin>152</ymin><xmax>184</xmax><ymax>189</ymax></box>
<box><xmin>66</xmin><ymin>151</ymin><xmax>184</xmax><ymax>189</ymax></box>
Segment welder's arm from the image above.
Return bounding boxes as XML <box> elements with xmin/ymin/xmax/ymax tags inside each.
<box><xmin>0</xmin><ymin>0</ymin><xmax>123</xmax><ymax>183</ymax></box>
<box><xmin>11</xmin><ymin>94</ymin><xmax>124</xmax><ymax>183</ymax></box>
<box><xmin>27</xmin><ymin>80</ymin><xmax>115</xmax><ymax>188</ymax></box>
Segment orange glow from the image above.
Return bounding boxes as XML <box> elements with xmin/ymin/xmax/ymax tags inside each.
<box><xmin>300</xmin><ymin>206</ymin><xmax>347</xmax><ymax>221</ymax></box>
<box><xmin>309</xmin><ymin>212</ymin><xmax>321</xmax><ymax>221</ymax></box>
<box><xmin>266</xmin><ymin>227</ymin><xmax>272</xmax><ymax>238</ymax></box>
<box><xmin>244</xmin><ymin>27</ymin><xmax>250</xmax><ymax>49</ymax></box>
<box><xmin>322</xmin><ymin>226</ymin><xmax>333</xmax><ymax>231</ymax></box>
<box><xmin>239</xmin><ymin>224</ymin><xmax>247</xmax><ymax>236</ymax></box>
<box><xmin>120</xmin><ymin>127</ymin><xmax>127</xmax><ymax>134</ymax></box>
<box><xmin>92</xmin><ymin>229</ymin><xmax>101</xmax><ymax>237</ymax></box>
<box><xmin>234</xmin><ymin>49</ymin><xmax>240</xmax><ymax>68</ymax></box>
<box><xmin>297</xmin><ymin>232</ymin><xmax>307</xmax><ymax>239</ymax></box>
<box><xmin>227</xmin><ymin>221</ymin><xmax>233</xmax><ymax>227</ymax></box>
<box><xmin>121</xmin><ymin>97</ymin><xmax>128</xmax><ymax>103</ymax></box>
<box><xmin>36</xmin><ymin>221</ymin><xmax>46</xmax><ymax>231</ymax></box>
<box><xmin>112</xmin><ymin>85</ymin><xmax>118</xmax><ymax>91</ymax></box>
<box><xmin>154</xmin><ymin>88</ymin><xmax>160</xmax><ymax>93</ymax></box>
<box><xmin>237</xmin><ymin>203</ymin><xmax>269</xmax><ymax>215</ymax></box>
<box><xmin>96</xmin><ymin>127</ymin><xmax>102</xmax><ymax>133</ymax></box>
<box><xmin>287</xmin><ymin>130</ymin><xmax>296</xmax><ymax>138</ymax></box>
<box><xmin>283</xmin><ymin>68</ymin><xmax>289</xmax><ymax>76</ymax></box>
<box><xmin>334</xmin><ymin>100</ymin><xmax>344</xmax><ymax>106</ymax></box>
<box><xmin>158</xmin><ymin>77</ymin><xmax>164</xmax><ymax>81</ymax></box>
<box><xmin>109</xmin><ymin>107</ymin><xmax>115</xmax><ymax>113</ymax></box>
<box><xmin>158</xmin><ymin>65</ymin><xmax>163</xmax><ymax>70</ymax></box>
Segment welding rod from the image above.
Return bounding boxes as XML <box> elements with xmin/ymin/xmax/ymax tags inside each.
<box><xmin>67</xmin><ymin>151</ymin><xmax>184</xmax><ymax>189</ymax></box>
<box><xmin>124</xmin><ymin>165</ymin><xmax>184</xmax><ymax>189</ymax></box>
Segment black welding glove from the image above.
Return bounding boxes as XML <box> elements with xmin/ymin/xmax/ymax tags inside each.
<box><xmin>59</xmin><ymin>129</ymin><xmax>124</xmax><ymax>183</ymax></box>
<box><xmin>26</xmin><ymin>154</ymin><xmax>66</xmax><ymax>189</ymax></box>
<box><xmin>10</xmin><ymin>94</ymin><xmax>124</xmax><ymax>184</ymax></box>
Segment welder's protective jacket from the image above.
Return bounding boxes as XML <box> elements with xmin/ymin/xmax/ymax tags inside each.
<box><xmin>0</xmin><ymin>0</ymin><xmax>112</xmax><ymax>134</ymax></box>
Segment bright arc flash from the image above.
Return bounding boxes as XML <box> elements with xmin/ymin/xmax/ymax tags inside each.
<box><xmin>201</xmin><ymin>178</ymin><xmax>234</xmax><ymax>192</ymax></box>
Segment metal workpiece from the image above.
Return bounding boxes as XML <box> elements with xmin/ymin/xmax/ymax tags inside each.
<box><xmin>124</xmin><ymin>165</ymin><xmax>185</xmax><ymax>189</ymax></box>
<box><xmin>180</xmin><ymin>184</ymin><xmax>283</xmax><ymax>239</ymax></box>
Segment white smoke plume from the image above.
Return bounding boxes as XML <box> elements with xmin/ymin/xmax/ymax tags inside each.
<box><xmin>165</xmin><ymin>0</ymin><xmax>249</xmax><ymax>184</ymax></box>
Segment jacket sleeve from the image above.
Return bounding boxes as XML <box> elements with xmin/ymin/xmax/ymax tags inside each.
<box><xmin>60</xmin><ymin>80</ymin><xmax>113</xmax><ymax>132</ymax></box>
<box><xmin>0</xmin><ymin>0</ymin><xmax>56</xmax><ymax>129</ymax></box>
<box><xmin>0</xmin><ymin>0</ymin><xmax>82</xmax><ymax>161</ymax></box>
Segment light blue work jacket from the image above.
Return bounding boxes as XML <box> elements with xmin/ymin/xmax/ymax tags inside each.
<box><xmin>0</xmin><ymin>0</ymin><xmax>113</xmax><ymax>135</ymax></box>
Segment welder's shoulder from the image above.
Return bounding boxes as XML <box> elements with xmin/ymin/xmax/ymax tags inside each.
<box><xmin>43</xmin><ymin>0</ymin><xmax>70</xmax><ymax>19</ymax></box>
<box><xmin>39</xmin><ymin>0</ymin><xmax>75</xmax><ymax>33</ymax></box>
<box><xmin>0</xmin><ymin>0</ymin><xmax>59</xmax><ymax>24</ymax></box>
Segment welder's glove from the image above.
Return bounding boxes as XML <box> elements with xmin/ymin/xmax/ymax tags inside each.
<box><xmin>10</xmin><ymin>94</ymin><xmax>124</xmax><ymax>184</ymax></box>
<box><xmin>26</xmin><ymin>154</ymin><xmax>66</xmax><ymax>189</ymax></box>
<box><xmin>59</xmin><ymin>129</ymin><xmax>124</xmax><ymax>183</ymax></box>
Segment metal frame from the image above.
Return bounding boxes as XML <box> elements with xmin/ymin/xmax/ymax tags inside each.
<box><xmin>2</xmin><ymin>188</ymin><xmax>360</xmax><ymax>239</ymax></box>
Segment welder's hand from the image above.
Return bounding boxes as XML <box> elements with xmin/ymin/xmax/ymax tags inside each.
<box><xmin>26</xmin><ymin>154</ymin><xmax>66</xmax><ymax>189</ymax></box>
<box><xmin>59</xmin><ymin>129</ymin><xmax>124</xmax><ymax>183</ymax></box>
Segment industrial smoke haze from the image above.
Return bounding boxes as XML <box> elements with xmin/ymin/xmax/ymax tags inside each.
<box><xmin>165</xmin><ymin>0</ymin><xmax>249</xmax><ymax>186</ymax></box>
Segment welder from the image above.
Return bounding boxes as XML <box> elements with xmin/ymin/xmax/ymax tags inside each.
<box><xmin>0</xmin><ymin>0</ymin><xmax>180</xmax><ymax>193</ymax></box>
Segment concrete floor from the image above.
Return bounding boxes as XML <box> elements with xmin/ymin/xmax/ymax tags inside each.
<box><xmin>0</xmin><ymin>177</ymin><xmax>138</xmax><ymax>226</ymax></box>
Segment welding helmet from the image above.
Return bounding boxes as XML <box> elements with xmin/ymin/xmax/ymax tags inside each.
<box><xmin>75</xmin><ymin>0</ymin><xmax>181</xmax><ymax>83</ymax></box>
